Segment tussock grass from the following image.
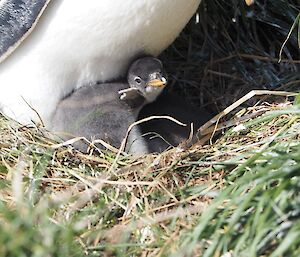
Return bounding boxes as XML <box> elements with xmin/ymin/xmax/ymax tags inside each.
<box><xmin>1</xmin><ymin>96</ymin><xmax>300</xmax><ymax>256</ymax></box>
<box><xmin>162</xmin><ymin>0</ymin><xmax>300</xmax><ymax>114</ymax></box>
<box><xmin>1</xmin><ymin>0</ymin><xmax>300</xmax><ymax>256</ymax></box>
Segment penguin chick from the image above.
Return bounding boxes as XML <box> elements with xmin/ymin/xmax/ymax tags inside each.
<box><xmin>118</xmin><ymin>57</ymin><xmax>167</xmax><ymax>104</ymax></box>
<box><xmin>50</xmin><ymin>57</ymin><xmax>167</xmax><ymax>155</ymax></box>
<box><xmin>138</xmin><ymin>92</ymin><xmax>212</xmax><ymax>153</ymax></box>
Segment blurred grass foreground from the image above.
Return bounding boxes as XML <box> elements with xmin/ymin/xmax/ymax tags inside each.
<box><xmin>0</xmin><ymin>0</ymin><xmax>300</xmax><ymax>256</ymax></box>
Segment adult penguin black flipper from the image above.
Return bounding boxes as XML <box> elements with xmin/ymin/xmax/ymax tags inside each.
<box><xmin>0</xmin><ymin>0</ymin><xmax>51</xmax><ymax>63</ymax></box>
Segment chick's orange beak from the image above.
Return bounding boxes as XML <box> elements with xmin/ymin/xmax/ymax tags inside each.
<box><xmin>147</xmin><ymin>78</ymin><xmax>167</xmax><ymax>88</ymax></box>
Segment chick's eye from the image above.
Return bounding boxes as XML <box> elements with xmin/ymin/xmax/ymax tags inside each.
<box><xmin>134</xmin><ymin>77</ymin><xmax>142</xmax><ymax>84</ymax></box>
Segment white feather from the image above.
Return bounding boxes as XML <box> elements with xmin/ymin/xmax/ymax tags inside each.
<box><xmin>0</xmin><ymin>0</ymin><xmax>201</xmax><ymax>125</ymax></box>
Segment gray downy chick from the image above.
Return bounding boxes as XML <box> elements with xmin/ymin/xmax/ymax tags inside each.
<box><xmin>119</xmin><ymin>57</ymin><xmax>167</xmax><ymax>103</ymax></box>
<box><xmin>121</xmin><ymin>58</ymin><xmax>211</xmax><ymax>153</ymax></box>
<box><xmin>50</xmin><ymin>57</ymin><xmax>167</xmax><ymax>154</ymax></box>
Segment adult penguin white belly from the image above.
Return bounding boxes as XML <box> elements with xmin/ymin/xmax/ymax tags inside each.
<box><xmin>0</xmin><ymin>0</ymin><xmax>201</xmax><ymax>126</ymax></box>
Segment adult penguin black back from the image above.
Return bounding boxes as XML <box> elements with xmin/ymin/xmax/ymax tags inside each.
<box><xmin>0</xmin><ymin>0</ymin><xmax>201</xmax><ymax>125</ymax></box>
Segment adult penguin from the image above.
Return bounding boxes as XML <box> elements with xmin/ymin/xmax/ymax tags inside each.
<box><xmin>0</xmin><ymin>0</ymin><xmax>201</xmax><ymax>125</ymax></box>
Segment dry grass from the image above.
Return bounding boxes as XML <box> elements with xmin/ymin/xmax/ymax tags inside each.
<box><xmin>1</xmin><ymin>92</ymin><xmax>300</xmax><ymax>256</ymax></box>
